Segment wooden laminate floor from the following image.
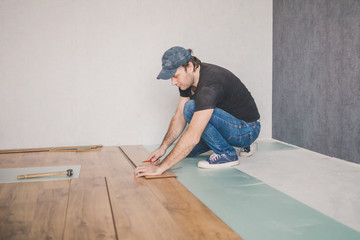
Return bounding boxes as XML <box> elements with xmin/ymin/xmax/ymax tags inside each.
<box><xmin>0</xmin><ymin>146</ymin><xmax>242</xmax><ymax>240</ymax></box>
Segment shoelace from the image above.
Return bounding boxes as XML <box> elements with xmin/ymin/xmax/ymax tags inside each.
<box><xmin>208</xmin><ymin>153</ymin><xmax>224</xmax><ymax>163</ymax></box>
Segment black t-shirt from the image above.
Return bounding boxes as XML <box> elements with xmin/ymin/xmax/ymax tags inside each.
<box><xmin>179</xmin><ymin>63</ymin><xmax>260</xmax><ymax>122</ymax></box>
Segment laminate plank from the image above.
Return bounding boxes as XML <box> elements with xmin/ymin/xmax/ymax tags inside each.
<box><xmin>0</xmin><ymin>151</ymin><xmax>23</xmax><ymax>168</ymax></box>
<box><xmin>146</xmin><ymin>178</ymin><xmax>242</xmax><ymax>240</ymax></box>
<box><xmin>0</xmin><ymin>145</ymin><xmax>103</xmax><ymax>154</ymax></box>
<box><xmin>108</xmin><ymin>146</ymin><xmax>242</xmax><ymax>239</ymax></box>
<box><xmin>0</xmin><ymin>146</ymin><xmax>243</xmax><ymax>239</ymax></box>
<box><xmin>0</xmin><ymin>151</ymin><xmax>81</xmax><ymax>168</ymax></box>
<box><xmin>62</xmin><ymin>148</ymin><xmax>117</xmax><ymax>239</ymax></box>
<box><xmin>63</xmin><ymin>177</ymin><xmax>116</xmax><ymax>240</ymax></box>
<box><xmin>107</xmin><ymin>177</ymin><xmax>186</xmax><ymax>240</ymax></box>
<box><xmin>76</xmin><ymin>149</ymin><xmax>113</xmax><ymax>179</ymax></box>
<box><xmin>103</xmin><ymin>147</ymin><xmax>187</xmax><ymax>239</ymax></box>
<box><xmin>119</xmin><ymin>145</ymin><xmax>177</xmax><ymax>179</ymax></box>
<box><xmin>97</xmin><ymin>146</ymin><xmax>133</xmax><ymax>179</ymax></box>
<box><xmin>0</xmin><ymin>181</ymin><xmax>70</xmax><ymax>240</ymax></box>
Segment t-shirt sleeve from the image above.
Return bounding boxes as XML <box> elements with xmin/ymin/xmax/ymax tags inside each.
<box><xmin>194</xmin><ymin>84</ymin><xmax>224</xmax><ymax>111</ymax></box>
<box><xmin>179</xmin><ymin>88</ymin><xmax>191</xmax><ymax>97</ymax></box>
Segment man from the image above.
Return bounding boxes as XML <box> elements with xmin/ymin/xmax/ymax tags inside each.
<box><xmin>134</xmin><ymin>46</ymin><xmax>260</xmax><ymax>177</ymax></box>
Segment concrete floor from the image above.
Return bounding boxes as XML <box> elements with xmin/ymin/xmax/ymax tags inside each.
<box><xmin>234</xmin><ymin>140</ymin><xmax>360</xmax><ymax>232</ymax></box>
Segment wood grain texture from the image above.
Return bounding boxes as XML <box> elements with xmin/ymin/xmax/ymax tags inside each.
<box><xmin>0</xmin><ymin>151</ymin><xmax>82</xmax><ymax>168</ymax></box>
<box><xmin>0</xmin><ymin>145</ymin><xmax>103</xmax><ymax>154</ymax></box>
<box><xmin>0</xmin><ymin>181</ymin><xmax>70</xmax><ymax>240</ymax></box>
<box><xmin>113</xmin><ymin>146</ymin><xmax>242</xmax><ymax>240</ymax></box>
<box><xmin>63</xmin><ymin>177</ymin><xmax>116</xmax><ymax>240</ymax></box>
<box><xmin>75</xmin><ymin>150</ymin><xmax>109</xmax><ymax>178</ymax></box>
<box><xmin>0</xmin><ymin>146</ymin><xmax>243</xmax><ymax>240</ymax></box>
<box><xmin>146</xmin><ymin>178</ymin><xmax>242</xmax><ymax>239</ymax></box>
<box><xmin>104</xmin><ymin>148</ymin><xmax>187</xmax><ymax>239</ymax></box>
<box><xmin>63</xmin><ymin>149</ymin><xmax>117</xmax><ymax>239</ymax></box>
<box><xmin>120</xmin><ymin>145</ymin><xmax>177</xmax><ymax>179</ymax></box>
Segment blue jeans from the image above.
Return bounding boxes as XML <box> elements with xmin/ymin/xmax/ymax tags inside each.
<box><xmin>184</xmin><ymin>100</ymin><xmax>261</xmax><ymax>157</ymax></box>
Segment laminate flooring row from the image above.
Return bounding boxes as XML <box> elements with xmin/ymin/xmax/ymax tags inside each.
<box><xmin>0</xmin><ymin>146</ymin><xmax>242</xmax><ymax>240</ymax></box>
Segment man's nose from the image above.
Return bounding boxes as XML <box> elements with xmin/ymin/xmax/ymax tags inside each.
<box><xmin>171</xmin><ymin>78</ymin><xmax>176</xmax><ymax>86</ymax></box>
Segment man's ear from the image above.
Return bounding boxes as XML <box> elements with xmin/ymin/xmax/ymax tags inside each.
<box><xmin>187</xmin><ymin>62</ymin><xmax>194</xmax><ymax>72</ymax></box>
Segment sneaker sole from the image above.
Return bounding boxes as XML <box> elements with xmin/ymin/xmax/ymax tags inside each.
<box><xmin>239</xmin><ymin>151</ymin><xmax>254</xmax><ymax>157</ymax></box>
<box><xmin>198</xmin><ymin>160</ymin><xmax>240</xmax><ymax>169</ymax></box>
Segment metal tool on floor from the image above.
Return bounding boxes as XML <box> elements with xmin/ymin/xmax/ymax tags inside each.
<box><xmin>17</xmin><ymin>169</ymin><xmax>74</xmax><ymax>180</ymax></box>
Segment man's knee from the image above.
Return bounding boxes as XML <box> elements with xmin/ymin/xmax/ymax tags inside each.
<box><xmin>183</xmin><ymin>100</ymin><xmax>195</xmax><ymax>123</ymax></box>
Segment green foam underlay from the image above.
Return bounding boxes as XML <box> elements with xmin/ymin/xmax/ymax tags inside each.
<box><xmin>144</xmin><ymin>142</ymin><xmax>360</xmax><ymax>240</ymax></box>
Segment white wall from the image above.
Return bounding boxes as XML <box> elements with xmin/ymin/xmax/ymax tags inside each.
<box><xmin>0</xmin><ymin>0</ymin><xmax>272</xmax><ymax>149</ymax></box>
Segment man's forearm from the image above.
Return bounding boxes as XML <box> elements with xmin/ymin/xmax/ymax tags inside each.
<box><xmin>158</xmin><ymin>109</ymin><xmax>214</xmax><ymax>172</ymax></box>
<box><xmin>159</xmin><ymin>115</ymin><xmax>186</xmax><ymax>151</ymax></box>
<box><xmin>159</xmin><ymin>129</ymin><xmax>199</xmax><ymax>172</ymax></box>
<box><xmin>134</xmin><ymin>109</ymin><xmax>213</xmax><ymax>177</ymax></box>
<box><xmin>133</xmin><ymin>130</ymin><xmax>197</xmax><ymax>177</ymax></box>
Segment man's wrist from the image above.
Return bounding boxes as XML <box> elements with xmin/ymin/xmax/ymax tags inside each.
<box><xmin>158</xmin><ymin>160</ymin><xmax>168</xmax><ymax>174</ymax></box>
<box><xmin>159</xmin><ymin>144</ymin><xmax>168</xmax><ymax>152</ymax></box>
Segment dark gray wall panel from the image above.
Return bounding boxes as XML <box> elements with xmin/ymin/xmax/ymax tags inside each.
<box><xmin>273</xmin><ymin>0</ymin><xmax>360</xmax><ymax>163</ymax></box>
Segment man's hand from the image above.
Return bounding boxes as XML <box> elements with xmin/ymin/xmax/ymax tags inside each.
<box><xmin>150</xmin><ymin>109</ymin><xmax>214</xmax><ymax>173</ymax></box>
<box><xmin>134</xmin><ymin>164</ymin><xmax>164</xmax><ymax>177</ymax></box>
<box><xmin>146</xmin><ymin>147</ymin><xmax>166</xmax><ymax>165</ymax></box>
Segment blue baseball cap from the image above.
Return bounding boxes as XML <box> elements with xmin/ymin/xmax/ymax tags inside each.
<box><xmin>157</xmin><ymin>46</ymin><xmax>192</xmax><ymax>80</ymax></box>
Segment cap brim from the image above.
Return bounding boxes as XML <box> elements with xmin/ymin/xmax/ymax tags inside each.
<box><xmin>156</xmin><ymin>68</ymin><xmax>177</xmax><ymax>80</ymax></box>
